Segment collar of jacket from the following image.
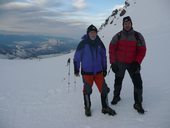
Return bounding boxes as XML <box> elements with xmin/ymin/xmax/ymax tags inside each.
<box><xmin>122</xmin><ymin>28</ymin><xmax>135</xmax><ymax>36</ymax></box>
<box><xmin>122</xmin><ymin>27</ymin><xmax>134</xmax><ymax>33</ymax></box>
<box><xmin>87</xmin><ymin>38</ymin><xmax>98</xmax><ymax>47</ymax></box>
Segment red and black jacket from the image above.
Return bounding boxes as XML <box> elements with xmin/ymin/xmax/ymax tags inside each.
<box><xmin>109</xmin><ymin>29</ymin><xmax>146</xmax><ymax>64</ymax></box>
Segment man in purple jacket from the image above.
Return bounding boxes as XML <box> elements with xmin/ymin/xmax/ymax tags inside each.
<box><xmin>74</xmin><ymin>24</ymin><xmax>116</xmax><ymax>117</ymax></box>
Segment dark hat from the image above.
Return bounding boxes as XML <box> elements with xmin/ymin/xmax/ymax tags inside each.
<box><xmin>123</xmin><ymin>16</ymin><xmax>132</xmax><ymax>24</ymax></box>
<box><xmin>87</xmin><ymin>24</ymin><xmax>98</xmax><ymax>33</ymax></box>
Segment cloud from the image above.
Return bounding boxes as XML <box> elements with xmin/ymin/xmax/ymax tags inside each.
<box><xmin>31</xmin><ymin>0</ymin><xmax>47</xmax><ymax>6</ymax></box>
<box><xmin>0</xmin><ymin>2</ymin><xmax>32</xmax><ymax>10</ymax></box>
<box><xmin>72</xmin><ymin>0</ymin><xmax>87</xmax><ymax>9</ymax></box>
<box><xmin>112</xmin><ymin>4</ymin><xmax>124</xmax><ymax>10</ymax></box>
<box><xmin>0</xmin><ymin>0</ymin><xmax>116</xmax><ymax>38</ymax></box>
<box><xmin>0</xmin><ymin>0</ymin><xmax>88</xmax><ymax>37</ymax></box>
<box><xmin>0</xmin><ymin>0</ymin><xmax>14</xmax><ymax>4</ymax></box>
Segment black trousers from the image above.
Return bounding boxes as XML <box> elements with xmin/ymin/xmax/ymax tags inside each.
<box><xmin>113</xmin><ymin>62</ymin><xmax>143</xmax><ymax>104</ymax></box>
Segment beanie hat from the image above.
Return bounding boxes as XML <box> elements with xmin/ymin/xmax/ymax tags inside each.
<box><xmin>123</xmin><ymin>16</ymin><xmax>132</xmax><ymax>24</ymax></box>
<box><xmin>87</xmin><ymin>24</ymin><xmax>98</xmax><ymax>34</ymax></box>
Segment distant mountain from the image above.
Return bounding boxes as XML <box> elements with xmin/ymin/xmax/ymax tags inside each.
<box><xmin>99</xmin><ymin>0</ymin><xmax>130</xmax><ymax>31</ymax></box>
<box><xmin>0</xmin><ymin>34</ymin><xmax>78</xmax><ymax>59</ymax></box>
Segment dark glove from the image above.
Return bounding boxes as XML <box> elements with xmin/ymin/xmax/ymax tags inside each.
<box><xmin>74</xmin><ymin>70</ymin><xmax>80</xmax><ymax>76</ymax></box>
<box><xmin>131</xmin><ymin>61</ymin><xmax>141</xmax><ymax>72</ymax></box>
<box><xmin>103</xmin><ymin>70</ymin><xmax>107</xmax><ymax>77</ymax></box>
<box><xmin>111</xmin><ymin>63</ymin><xmax>119</xmax><ymax>73</ymax></box>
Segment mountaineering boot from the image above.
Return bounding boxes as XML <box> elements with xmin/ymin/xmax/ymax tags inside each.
<box><xmin>84</xmin><ymin>107</ymin><xmax>91</xmax><ymax>117</ymax></box>
<box><xmin>101</xmin><ymin>94</ymin><xmax>116</xmax><ymax>116</ymax></box>
<box><xmin>83</xmin><ymin>94</ymin><xmax>91</xmax><ymax>117</ymax></box>
<box><xmin>111</xmin><ymin>77</ymin><xmax>123</xmax><ymax>105</ymax></box>
<box><xmin>102</xmin><ymin>106</ymin><xmax>116</xmax><ymax>116</ymax></box>
<box><xmin>133</xmin><ymin>103</ymin><xmax>145</xmax><ymax>114</ymax></box>
<box><xmin>111</xmin><ymin>96</ymin><xmax>121</xmax><ymax>105</ymax></box>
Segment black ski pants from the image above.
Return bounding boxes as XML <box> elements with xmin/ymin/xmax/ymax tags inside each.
<box><xmin>113</xmin><ymin>62</ymin><xmax>143</xmax><ymax>104</ymax></box>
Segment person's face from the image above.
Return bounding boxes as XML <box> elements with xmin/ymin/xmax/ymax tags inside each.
<box><xmin>123</xmin><ymin>21</ymin><xmax>132</xmax><ymax>31</ymax></box>
<box><xmin>88</xmin><ymin>31</ymin><xmax>97</xmax><ymax>40</ymax></box>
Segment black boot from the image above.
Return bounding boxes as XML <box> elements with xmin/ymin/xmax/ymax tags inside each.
<box><xmin>111</xmin><ymin>77</ymin><xmax>123</xmax><ymax>105</ymax></box>
<box><xmin>101</xmin><ymin>94</ymin><xmax>116</xmax><ymax>116</ymax></box>
<box><xmin>85</xmin><ymin>107</ymin><xmax>91</xmax><ymax>117</ymax></box>
<box><xmin>133</xmin><ymin>103</ymin><xmax>145</xmax><ymax>114</ymax></box>
<box><xmin>111</xmin><ymin>96</ymin><xmax>121</xmax><ymax>105</ymax></box>
<box><xmin>83</xmin><ymin>94</ymin><xmax>91</xmax><ymax>117</ymax></box>
<box><xmin>102</xmin><ymin>106</ymin><xmax>116</xmax><ymax>116</ymax></box>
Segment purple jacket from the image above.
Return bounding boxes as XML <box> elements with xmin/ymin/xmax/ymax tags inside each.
<box><xmin>74</xmin><ymin>35</ymin><xmax>107</xmax><ymax>75</ymax></box>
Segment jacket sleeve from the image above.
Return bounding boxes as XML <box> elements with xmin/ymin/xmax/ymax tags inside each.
<box><xmin>135</xmin><ymin>33</ymin><xmax>147</xmax><ymax>64</ymax></box>
<box><xmin>109</xmin><ymin>33</ymin><xmax>119</xmax><ymax>64</ymax></box>
<box><xmin>100</xmin><ymin>41</ymin><xmax>107</xmax><ymax>71</ymax></box>
<box><xmin>73</xmin><ymin>41</ymin><xmax>84</xmax><ymax>73</ymax></box>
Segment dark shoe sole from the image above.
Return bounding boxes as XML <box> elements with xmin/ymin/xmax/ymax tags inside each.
<box><xmin>134</xmin><ymin>104</ymin><xmax>145</xmax><ymax>114</ymax></box>
<box><xmin>102</xmin><ymin>109</ymin><xmax>116</xmax><ymax>116</ymax></box>
<box><xmin>85</xmin><ymin>112</ymin><xmax>91</xmax><ymax>117</ymax></box>
<box><xmin>85</xmin><ymin>108</ymin><xmax>91</xmax><ymax>117</ymax></box>
<box><xmin>85</xmin><ymin>113</ymin><xmax>91</xmax><ymax>117</ymax></box>
<box><xmin>111</xmin><ymin>97</ymin><xmax>121</xmax><ymax>105</ymax></box>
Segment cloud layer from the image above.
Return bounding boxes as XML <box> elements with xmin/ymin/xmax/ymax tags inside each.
<box><xmin>0</xmin><ymin>0</ymin><xmax>123</xmax><ymax>38</ymax></box>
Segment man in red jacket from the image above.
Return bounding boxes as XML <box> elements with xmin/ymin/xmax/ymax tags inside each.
<box><xmin>109</xmin><ymin>16</ymin><xmax>146</xmax><ymax>114</ymax></box>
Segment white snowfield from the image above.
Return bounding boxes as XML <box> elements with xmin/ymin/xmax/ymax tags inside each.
<box><xmin>0</xmin><ymin>0</ymin><xmax>170</xmax><ymax>128</ymax></box>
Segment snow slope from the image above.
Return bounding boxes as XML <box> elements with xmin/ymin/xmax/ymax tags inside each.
<box><xmin>0</xmin><ymin>0</ymin><xmax>170</xmax><ymax>128</ymax></box>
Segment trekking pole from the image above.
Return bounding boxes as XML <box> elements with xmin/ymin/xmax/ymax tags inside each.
<box><xmin>107</xmin><ymin>65</ymin><xmax>112</xmax><ymax>76</ymax></box>
<box><xmin>67</xmin><ymin>58</ymin><xmax>71</xmax><ymax>93</ymax></box>
<box><xmin>74</xmin><ymin>75</ymin><xmax>77</xmax><ymax>91</ymax></box>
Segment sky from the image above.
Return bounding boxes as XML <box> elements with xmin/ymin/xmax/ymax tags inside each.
<box><xmin>0</xmin><ymin>0</ymin><xmax>124</xmax><ymax>39</ymax></box>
